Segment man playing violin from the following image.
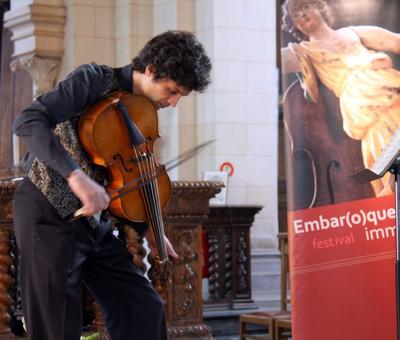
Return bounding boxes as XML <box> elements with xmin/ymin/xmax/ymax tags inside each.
<box><xmin>12</xmin><ymin>30</ymin><xmax>211</xmax><ymax>340</ymax></box>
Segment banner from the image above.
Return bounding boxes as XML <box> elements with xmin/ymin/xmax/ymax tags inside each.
<box><xmin>280</xmin><ymin>0</ymin><xmax>400</xmax><ymax>339</ymax></box>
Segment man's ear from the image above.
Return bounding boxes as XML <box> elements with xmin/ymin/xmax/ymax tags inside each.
<box><xmin>145</xmin><ymin>64</ymin><xmax>155</xmax><ymax>77</ymax></box>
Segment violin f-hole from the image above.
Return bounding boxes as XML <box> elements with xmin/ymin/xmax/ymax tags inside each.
<box><xmin>113</xmin><ymin>154</ymin><xmax>133</xmax><ymax>173</ymax></box>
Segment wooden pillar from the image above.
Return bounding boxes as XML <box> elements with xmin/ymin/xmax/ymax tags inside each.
<box><xmin>163</xmin><ymin>181</ymin><xmax>222</xmax><ymax>340</ymax></box>
<box><xmin>0</xmin><ymin>180</ymin><xmax>17</xmax><ymax>339</ymax></box>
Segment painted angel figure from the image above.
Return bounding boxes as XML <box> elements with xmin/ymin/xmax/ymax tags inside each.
<box><xmin>281</xmin><ymin>0</ymin><xmax>400</xmax><ymax>196</ymax></box>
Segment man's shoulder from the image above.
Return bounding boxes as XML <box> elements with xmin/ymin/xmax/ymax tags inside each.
<box><xmin>66</xmin><ymin>63</ymin><xmax>114</xmax><ymax>81</ymax></box>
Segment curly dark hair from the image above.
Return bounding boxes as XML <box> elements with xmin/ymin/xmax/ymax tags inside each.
<box><xmin>132</xmin><ymin>30</ymin><xmax>212</xmax><ymax>92</ymax></box>
<box><xmin>282</xmin><ymin>0</ymin><xmax>334</xmax><ymax>41</ymax></box>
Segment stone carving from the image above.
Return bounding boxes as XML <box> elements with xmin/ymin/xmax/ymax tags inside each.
<box><xmin>4</xmin><ymin>3</ymin><xmax>66</xmax><ymax>98</ymax></box>
<box><xmin>11</xmin><ymin>55</ymin><xmax>61</xmax><ymax>98</ymax></box>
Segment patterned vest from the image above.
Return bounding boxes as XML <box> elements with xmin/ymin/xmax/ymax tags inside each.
<box><xmin>27</xmin><ymin>66</ymin><xmax>119</xmax><ymax>226</ymax></box>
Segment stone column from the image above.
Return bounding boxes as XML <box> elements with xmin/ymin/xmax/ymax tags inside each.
<box><xmin>195</xmin><ymin>0</ymin><xmax>279</xmax><ymax>251</ymax></box>
<box><xmin>4</xmin><ymin>2</ymin><xmax>66</xmax><ymax>97</ymax></box>
<box><xmin>4</xmin><ymin>1</ymin><xmax>66</xmax><ymax>174</ymax></box>
<box><xmin>116</xmin><ymin>0</ymin><xmax>153</xmax><ymax>66</ymax></box>
<box><xmin>152</xmin><ymin>0</ymin><xmax>198</xmax><ymax>181</ymax></box>
<box><xmin>10</xmin><ymin>55</ymin><xmax>61</xmax><ymax>98</ymax></box>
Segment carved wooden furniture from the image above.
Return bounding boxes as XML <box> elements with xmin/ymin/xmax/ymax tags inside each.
<box><xmin>0</xmin><ymin>179</ymin><xmax>18</xmax><ymax>339</ymax></box>
<box><xmin>239</xmin><ymin>232</ymin><xmax>290</xmax><ymax>340</ymax></box>
<box><xmin>274</xmin><ymin>317</ymin><xmax>291</xmax><ymax>340</ymax></box>
<box><xmin>163</xmin><ymin>181</ymin><xmax>221</xmax><ymax>339</ymax></box>
<box><xmin>273</xmin><ymin>232</ymin><xmax>291</xmax><ymax>340</ymax></box>
<box><xmin>202</xmin><ymin>205</ymin><xmax>262</xmax><ymax>311</ymax></box>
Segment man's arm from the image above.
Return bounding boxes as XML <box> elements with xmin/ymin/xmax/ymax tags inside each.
<box><xmin>12</xmin><ymin>64</ymin><xmax>110</xmax><ymax>177</ymax></box>
<box><xmin>13</xmin><ymin>64</ymin><xmax>112</xmax><ymax>216</ymax></box>
<box><xmin>352</xmin><ymin>25</ymin><xmax>400</xmax><ymax>54</ymax></box>
<box><xmin>67</xmin><ymin>169</ymin><xmax>109</xmax><ymax>217</ymax></box>
<box><xmin>145</xmin><ymin>228</ymin><xmax>179</xmax><ymax>259</ymax></box>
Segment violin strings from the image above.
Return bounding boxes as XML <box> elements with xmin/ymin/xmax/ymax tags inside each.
<box><xmin>141</xmin><ymin>150</ymin><xmax>160</xmax><ymax>248</ymax></box>
<box><xmin>148</xmin><ymin>152</ymin><xmax>167</xmax><ymax>259</ymax></box>
<box><xmin>133</xmin><ymin>145</ymin><xmax>167</xmax><ymax>261</ymax></box>
<box><xmin>146</xmin><ymin>151</ymin><xmax>167</xmax><ymax>260</ymax></box>
<box><xmin>133</xmin><ymin>147</ymin><xmax>156</xmax><ymax>241</ymax></box>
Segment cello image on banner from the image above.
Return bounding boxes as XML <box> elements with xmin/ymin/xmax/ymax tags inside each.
<box><xmin>283</xmin><ymin>80</ymin><xmax>375</xmax><ymax>210</ymax></box>
<box><xmin>280</xmin><ymin>1</ymin><xmax>400</xmax><ymax>340</ymax></box>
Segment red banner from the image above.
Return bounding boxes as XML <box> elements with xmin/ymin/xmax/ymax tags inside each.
<box><xmin>280</xmin><ymin>0</ymin><xmax>400</xmax><ymax>338</ymax></box>
<box><xmin>288</xmin><ymin>195</ymin><xmax>396</xmax><ymax>339</ymax></box>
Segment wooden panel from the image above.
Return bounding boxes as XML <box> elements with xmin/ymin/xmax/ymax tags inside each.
<box><xmin>0</xmin><ymin>28</ymin><xmax>32</xmax><ymax>178</ymax></box>
<box><xmin>203</xmin><ymin>205</ymin><xmax>262</xmax><ymax>310</ymax></box>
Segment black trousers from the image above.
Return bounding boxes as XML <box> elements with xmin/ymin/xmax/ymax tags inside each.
<box><xmin>12</xmin><ymin>178</ymin><xmax>167</xmax><ymax>340</ymax></box>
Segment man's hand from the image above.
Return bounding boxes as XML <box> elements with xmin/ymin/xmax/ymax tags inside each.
<box><xmin>146</xmin><ymin>229</ymin><xmax>179</xmax><ymax>259</ymax></box>
<box><xmin>67</xmin><ymin>169</ymin><xmax>110</xmax><ymax>217</ymax></box>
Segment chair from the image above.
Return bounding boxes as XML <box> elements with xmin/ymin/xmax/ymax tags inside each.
<box><xmin>239</xmin><ymin>233</ymin><xmax>291</xmax><ymax>340</ymax></box>
<box><xmin>239</xmin><ymin>310</ymin><xmax>289</xmax><ymax>340</ymax></box>
<box><xmin>274</xmin><ymin>316</ymin><xmax>292</xmax><ymax>340</ymax></box>
<box><xmin>273</xmin><ymin>233</ymin><xmax>292</xmax><ymax>340</ymax></box>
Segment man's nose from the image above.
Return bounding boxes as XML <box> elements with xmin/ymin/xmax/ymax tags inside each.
<box><xmin>168</xmin><ymin>94</ymin><xmax>181</xmax><ymax>108</ymax></box>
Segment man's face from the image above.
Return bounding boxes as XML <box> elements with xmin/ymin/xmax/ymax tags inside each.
<box><xmin>140</xmin><ymin>66</ymin><xmax>191</xmax><ymax>110</ymax></box>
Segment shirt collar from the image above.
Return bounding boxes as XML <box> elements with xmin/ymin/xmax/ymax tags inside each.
<box><xmin>117</xmin><ymin>64</ymin><xmax>134</xmax><ymax>91</ymax></box>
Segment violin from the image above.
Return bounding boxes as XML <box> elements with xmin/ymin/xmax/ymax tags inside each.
<box><xmin>78</xmin><ymin>91</ymin><xmax>171</xmax><ymax>278</ymax></box>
